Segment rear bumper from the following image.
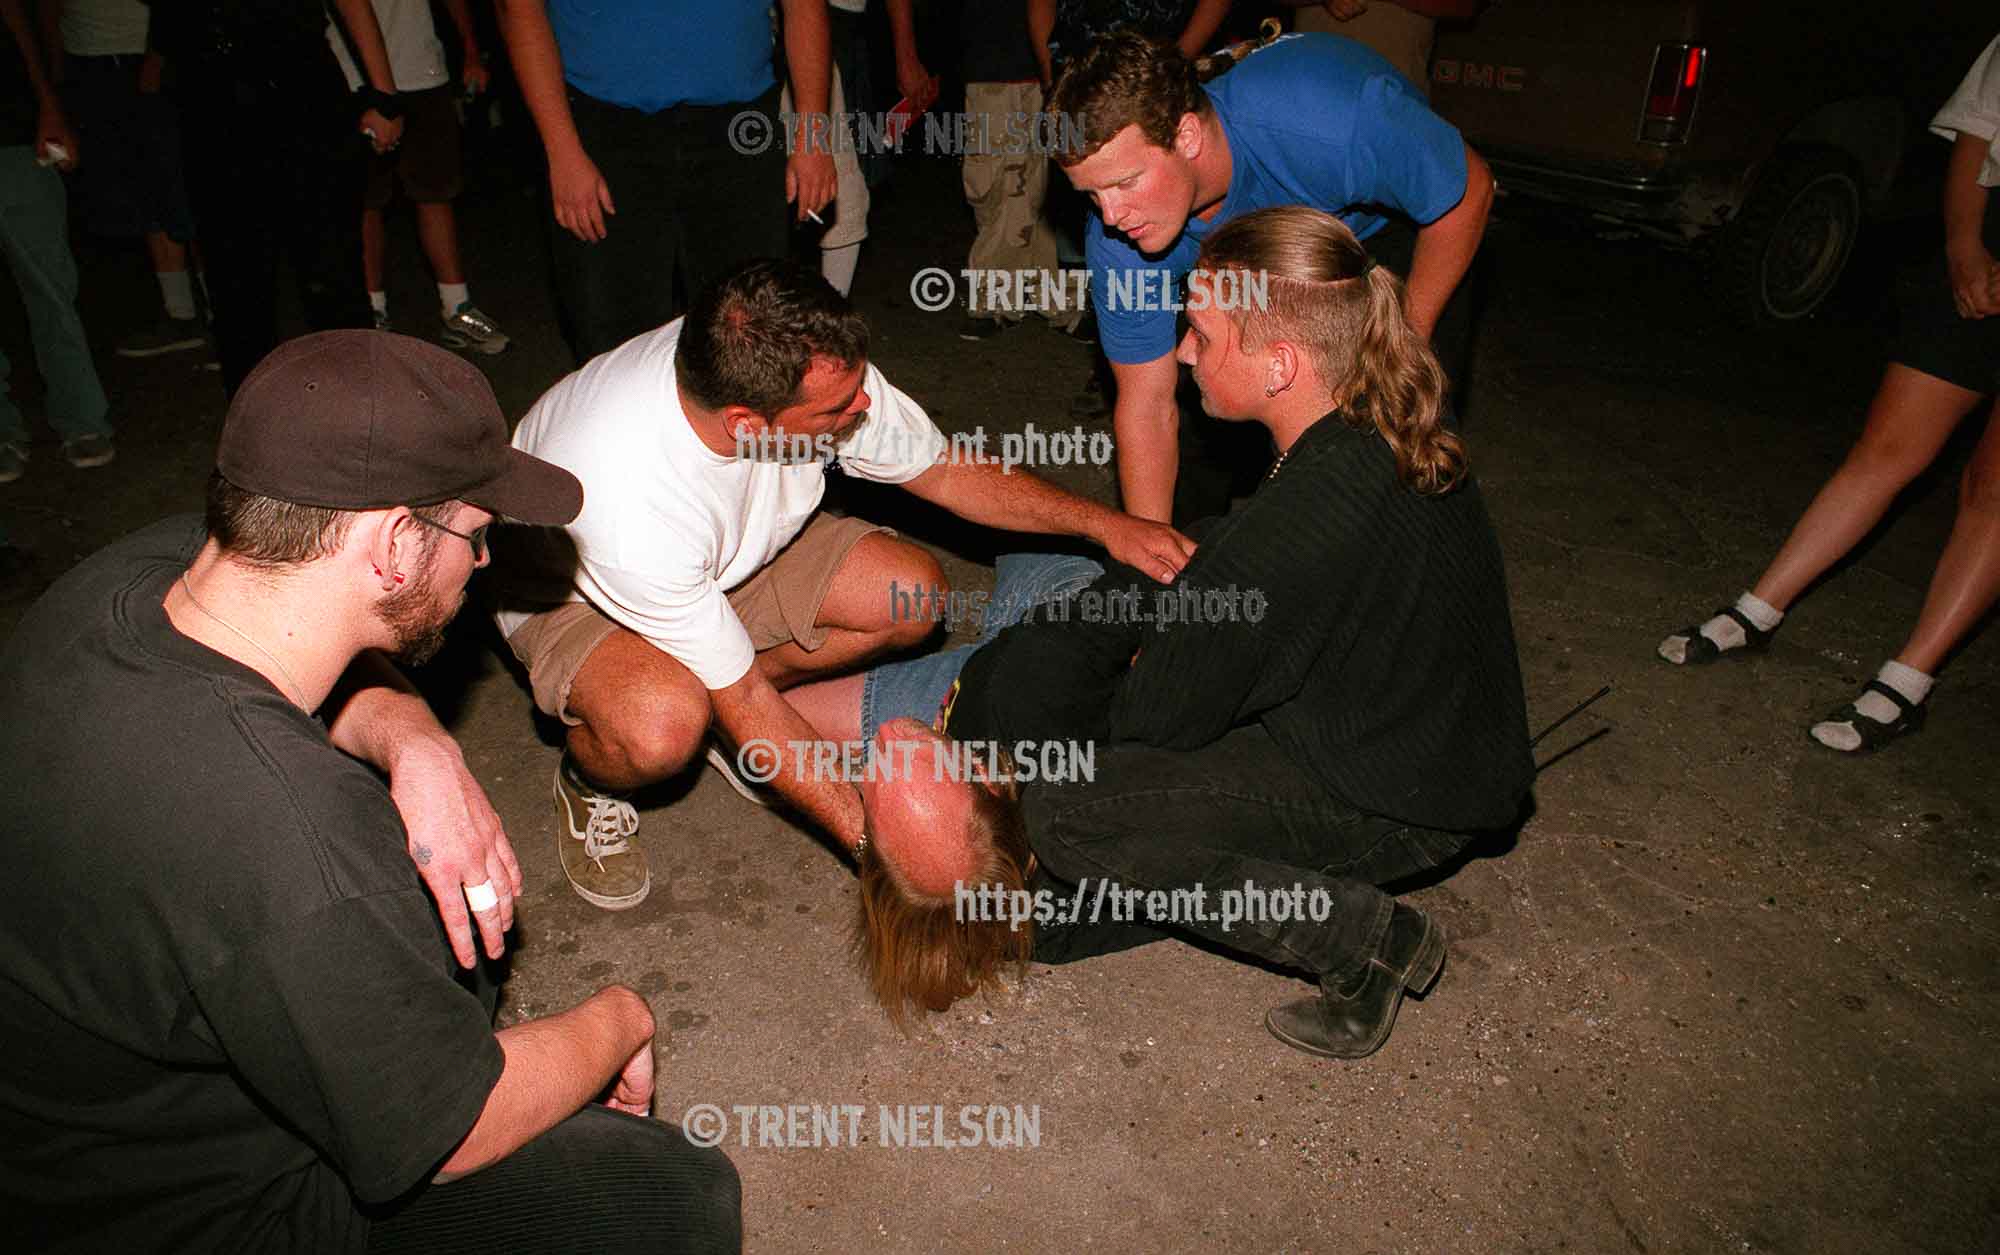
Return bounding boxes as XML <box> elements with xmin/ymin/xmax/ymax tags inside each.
<box><xmin>1480</xmin><ymin>148</ymin><xmax>1741</xmax><ymax>236</ymax></box>
<box><xmin>1485</xmin><ymin>152</ymin><xmax>1689</xmax><ymax>222</ymax></box>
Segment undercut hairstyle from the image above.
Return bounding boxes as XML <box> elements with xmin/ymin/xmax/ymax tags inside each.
<box><xmin>854</xmin><ymin>774</ymin><xmax>1035</xmax><ymax>1026</ymax></box>
<box><xmin>1047</xmin><ymin>28</ymin><xmax>1208</xmax><ymax>167</ymax></box>
<box><xmin>675</xmin><ymin>259</ymin><xmax>871</xmax><ymax>419</ymax></box>
<box><xmin>205</xmin><ymin>470</ymin><xmax>455</xmax><ymax>567</ymax></box>
<box><xmin>1195</xmin><ymin>206</ymin><xmax>1466</xmax><ymax>495</ymax></box>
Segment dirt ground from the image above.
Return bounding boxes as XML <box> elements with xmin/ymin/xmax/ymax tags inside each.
<box><xmin>3</xmin><ymin>153</ymin><xmax>1995</xmax><ymax>1254</ymax></box>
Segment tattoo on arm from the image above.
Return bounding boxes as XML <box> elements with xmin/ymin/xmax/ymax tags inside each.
<box><xmin>415</xmin><ymin>844</ymin><xmax>434</xmax><ymax>866</ymax></box>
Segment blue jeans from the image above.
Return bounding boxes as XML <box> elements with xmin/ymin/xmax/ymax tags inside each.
<box><xmin>859</xmin><ymin>552</ymin><xmax>1106</xmax><ymax>741</ymax></box>
<box><xmin>0</xmin><ymin>149</ymin><xmax>112</xmax><ymax>448</ymax></box>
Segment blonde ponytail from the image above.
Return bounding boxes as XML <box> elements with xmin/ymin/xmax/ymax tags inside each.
<box><xmin>1196</xmin><ymin>206</ymin><xmax>1466</xmax><ymax>495</ymax></box>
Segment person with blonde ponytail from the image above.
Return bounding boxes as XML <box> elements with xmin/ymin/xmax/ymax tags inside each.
<box><xmin>1047</xmin><ymin>28</ymin><xmax>1493</xmax><ymax>523</ymax></box>
<box><xmin>788</xmin><ymin>206</ymin><xmax>1529</xmax><ymax>1057</ymax></box>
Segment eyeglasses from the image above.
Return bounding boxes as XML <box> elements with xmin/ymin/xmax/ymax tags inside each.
<box><xmin>413</xmin><ymin>514</ymin><xmax>489</xmax><ymax>562</ymax></box>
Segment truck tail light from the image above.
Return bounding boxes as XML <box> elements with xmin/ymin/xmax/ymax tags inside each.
<box><xmin>1640</xmin><ymin>43</ymin><xmax>1706</xmax><ymax>145</ymax></box>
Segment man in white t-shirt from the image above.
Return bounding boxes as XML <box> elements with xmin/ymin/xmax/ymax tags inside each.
<box><xmin>496</xmin><ymin>260</ymin><xmax>1195</xmax><ymax>910</ymax></box>
<box><xmin>326</xmin><ymin>0</ymin><xmax>510</xmax><ymax>353</ymax></box>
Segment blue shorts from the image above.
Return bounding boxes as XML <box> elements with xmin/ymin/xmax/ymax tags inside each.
<box><xmin>858</xmin><ymin>553</ymin><xmax>1104</xmax><ymax>742</ymax></box>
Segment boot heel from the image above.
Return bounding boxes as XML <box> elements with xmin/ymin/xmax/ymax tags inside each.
<box><xmin>1405</xmin><ymin>923</ymin><xmax>1447</xmax><ymax>996</ymax></box>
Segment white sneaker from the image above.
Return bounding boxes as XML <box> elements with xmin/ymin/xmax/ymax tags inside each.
<box><xmin>705</xmin><ymin>741</ymin><xmax>775</xmax><ymax>808</ymax></box>
<box><xmin>441</xmin><ymin>303</ymin><xmax>510</xmax><ymax>355</ymax></box>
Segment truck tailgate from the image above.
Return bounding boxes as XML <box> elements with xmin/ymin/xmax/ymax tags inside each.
<box><xmin>1430</xmin><ymin>0</ymin><xmax>1694</xmax><ymax>180</ymax></box>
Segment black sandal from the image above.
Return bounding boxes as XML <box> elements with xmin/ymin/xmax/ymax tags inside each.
<box><xmin>1659</xmin><ymin>605</ymin><xmax>1774</xmax><ymax>665</ymax></box>
<box><xmin>1810</xmin><ymin>680</ymin><xmax>1927</xmax><ymax>752</ymax></box>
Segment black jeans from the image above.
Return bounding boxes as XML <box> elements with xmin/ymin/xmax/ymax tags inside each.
<box><xmin>365</xmin><ymin>1105</ymin><xmax>741</xmax><ymax>1254</ymax></box>
<box><xmin>1023</xmin><ymin>724</ymin><xmax>1473</xmax><ymax>987</ymax></box>
<box><xmin>551</xmin><ymin>85</ymin><xmax>789</xmax><ymax>363</ymax></box>
<box><xmin>175</xmin><ymin>47</ymin><xmax>371</xmax><ymax>393</ymax></box>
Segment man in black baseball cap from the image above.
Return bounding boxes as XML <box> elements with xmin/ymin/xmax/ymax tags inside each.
<box><xmin>0</xmin><ymin>332</ymin><xmax>741</xmax><ymax>1252</ymax></box>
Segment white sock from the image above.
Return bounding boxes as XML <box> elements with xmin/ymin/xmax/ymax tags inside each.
<box><xmin>368</xmin><ymin>290</ymin><xmax>389</xmax><ymax>315</ymax></box>
<box><xmin>439</xmin><ymin>282</ymin><xmax>470</xmax><ymax>317</ymax></box>
<box><xmin>1658</xmin><ymin>590</ymin><xmax>1782</xmax><ymax>662</ymax></box>
<box><xmin>157</xmin><ymin>269</ymin><xmax>197</xmax><ymax>321</ymax></box>
<box><xmin>1811</xmin><ymin>660</ymin><xmax>1933</xmax><ymax>751</ymax></box>
<box><xmin>820</xmin><ymin>242</ymin><xmax>860</xmax><ymax>296</ymax></box>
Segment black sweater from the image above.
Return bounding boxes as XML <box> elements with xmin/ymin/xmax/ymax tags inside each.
<box><xmin>950</xmin><ymin>412</ymin><xmax>1533</xmax><ymax>833</ymax></box>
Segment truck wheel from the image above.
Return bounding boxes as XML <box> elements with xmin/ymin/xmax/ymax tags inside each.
<box><xmin>1715</xmin><ymin>146</ymin><xmax>1863</xmax><ymax>327</ymax></box>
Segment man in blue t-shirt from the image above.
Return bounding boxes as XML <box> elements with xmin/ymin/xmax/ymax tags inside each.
<box><xmin>1049</xmin><ymin>30</ymin><xmax>1493</xmax><ymax>522</ymax></box>
<box><xmin>496</xmin><ymin>0</ymin><xmax>838</xmax><ymax>362</ymax></box>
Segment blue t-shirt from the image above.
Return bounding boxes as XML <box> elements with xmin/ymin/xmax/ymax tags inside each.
<box><xmin>1089</xmin><ymin>33</ymin><xmax>1469</xmax><ymax>364</ymax></box>
<box><xmin>551</xmin><ymin>0</ymin><xmax>775</xmax><ymax>112</ymax></box>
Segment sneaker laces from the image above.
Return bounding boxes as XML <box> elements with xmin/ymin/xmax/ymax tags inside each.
<box><xmin>582</xmin><ymin>794</ymin><xmax>639</xmax><ymax>869</ymax></box>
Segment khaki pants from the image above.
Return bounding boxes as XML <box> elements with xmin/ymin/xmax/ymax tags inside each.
<box><xmin>501</xmin><ymin>514</ymin><xmax>888</xmax><ymax>724</ymax></box>
<box><xmin>963</xmin><ymin>80</ymin><xmax>1076</xmax><ymax>327</ymax></box>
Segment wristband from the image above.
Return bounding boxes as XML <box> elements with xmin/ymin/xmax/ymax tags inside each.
<box><xmin>359</xmin><ymin>86</ymin><xmax>404</xmax><ymax>121</ymax></box>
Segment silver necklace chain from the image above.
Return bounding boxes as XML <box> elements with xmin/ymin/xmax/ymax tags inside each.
<box><xmin>178</xmin><ymin>573</ymin><xmax>309</xmax><ymax>709</ymax></box>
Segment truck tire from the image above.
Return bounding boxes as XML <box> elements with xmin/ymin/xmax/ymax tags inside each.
<box><xmin>1714</xmin><ymin>146</ymin><xmax>1863</xmax><ymax>327</ymax></box>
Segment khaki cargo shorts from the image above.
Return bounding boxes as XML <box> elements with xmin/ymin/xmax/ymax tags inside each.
<box><xmin>503</xmin><ymin>513</ymin><xmax>890</xmax><ymax>724</ymax></box>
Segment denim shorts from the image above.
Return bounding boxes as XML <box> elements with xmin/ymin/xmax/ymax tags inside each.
<box><xmin>859</xmin><ymin>553</ymin><xmax>1104</xmax><ymax>741</ymax></box>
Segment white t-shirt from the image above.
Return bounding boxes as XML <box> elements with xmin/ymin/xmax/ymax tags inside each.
<box><xmin>60</xmin><ymin>0</ymin><xmax>148</xmax><ymax>57</ymax></box>
<box><xmin>1932</xmin><ymin>32</ymin><xmax>2000</xmax><ymax>188</ymax></box>
<box><xmin>499</xmin><ymin>319</ymin><xmax>949</xmax><ymax>690</ymax></box>
<box><xmin>327</xmin><ymin>0</ymin><xmax>451</xmax><ymax>94</ymax></box>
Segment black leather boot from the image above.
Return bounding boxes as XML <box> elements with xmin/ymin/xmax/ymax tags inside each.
<box><xmin>1264</xmin><ymin>902</ymin><xmax>1446</xmax><ymax>1060</ymax></box>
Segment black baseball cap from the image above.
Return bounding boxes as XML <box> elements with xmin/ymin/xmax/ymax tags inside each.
<box><xmin>217</xmin><ymin>331</ymin><xmax>581</xmax><ymax>525</ymax></box>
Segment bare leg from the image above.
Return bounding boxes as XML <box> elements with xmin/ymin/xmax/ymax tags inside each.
<box><xmin>415</xmin><ymin>201</ymin><xmax>466</xmax><ymax>286</ymax></box>
<box><xmin>143</xmin><ymin>230</ymin><xmax>186</xmax><ymax>275</ymax></box>
<box><xmin>1895</xmin><ymin>400</ymin><xmax>2000</xmax><ymax>674</ymax></box>
<box><xmin>361</xmin><ymin>207</ymin><xmax>387</xmax><ymax>294</ymax></box>
<box><xmin>565</xmin><ymin>631</ymin><xmax>712</xmax><ymax>791</ymax></box>
<box><xmin>784</xmin><ymin>672</ymin><xmax>864</xmax><ymax>742</ymax></box>
<box><xmin>754</xmin><ymin>534</ymin><xmax>943</xmax><ymax>690</ymax></box>
<box><xmin>1752</xmin><ymin>364</ymin><xmax>1984</xmax><ymax>611</ymax></box>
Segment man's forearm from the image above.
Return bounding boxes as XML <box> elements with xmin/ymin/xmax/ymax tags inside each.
<box><xmin>3</xmin><ymin>0</ymin><xmax>58</xmax><ymax>103</ymax></box>
<box><xmin>437</xmin><ymin>986</ymin><xmax>653</xmax><ymax>1182</ymax></box>
<box><xmin>1944</xmin><ymin>131</ymin><xmax>1992</xmax><ymax>259</ymax></box>
<box><xmin>1175</xmin><ymin>0</ymin><xmax>1232</xmax><ymax>59</ymax></box>
<box><xmin>1111</xmin><ymin>403</ymin><xmax>1179</xmax><ymax>525</ymax></box>
<box><xmin>914</xmin><ymin>459</ymin><xmax>1119</xmax><ymax>546</ymax></box>
<box><xmin>331</xmin><ymin>0</ymin><xmax>397</xmax><ymax>93</ymax></box>
<box><xmin>884</xmin><ymin>0</ymin><xmax>919</xmax><ymax>76</ymax></box>
<box><xmin>37</xmin><ymin>0</ymin><xmax>61</xmax><ymax>80</ymax></box>
<box><xmin>1403</xmin><ymin>143</ymin><xmax>1492</xmax><ymax>339</ymax></box>
<box><xmin>495</xmin><ymin>0</ymin><xmax>583</xmax><ymax>156</ymax></box>
<box><xmin>710</xmin><ymin>674</ymin><xmax>866</xmax><ymax>850</ymax></box>
<box><xmin>1028</xmin><ymin>0</ymin><xmax>1055</xmax><ymax>83</ymax></box>
<box><xmin>780</xmin><ymin>0</ymin><xmax>831</xmax><ymax>120</ymax></box>
<box><xmin>441</xmin><ymin>0</ymin><xmax>482</xmax><ymax>63</ymax></box>
<box><xmin>323</xmin><ymin>649</ymin><xmax>458</xmax><ymax>771</ymax></box>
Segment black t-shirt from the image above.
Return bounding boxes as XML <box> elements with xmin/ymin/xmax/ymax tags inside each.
<box><xmin>961</xmin><ymin>0</ymin><xmax>1039</xmax><ymax>85</ymax></box>
<box><xmin>0</xmin><ymin>518</ymin><xmax>504</xmax><ymax>1253</ymax></box>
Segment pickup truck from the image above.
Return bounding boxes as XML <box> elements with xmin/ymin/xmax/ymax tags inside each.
<box><xmin>1427</xmin><ymin>2</ymin><xmax>1994</xmax><ymax>325</ymax></box>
